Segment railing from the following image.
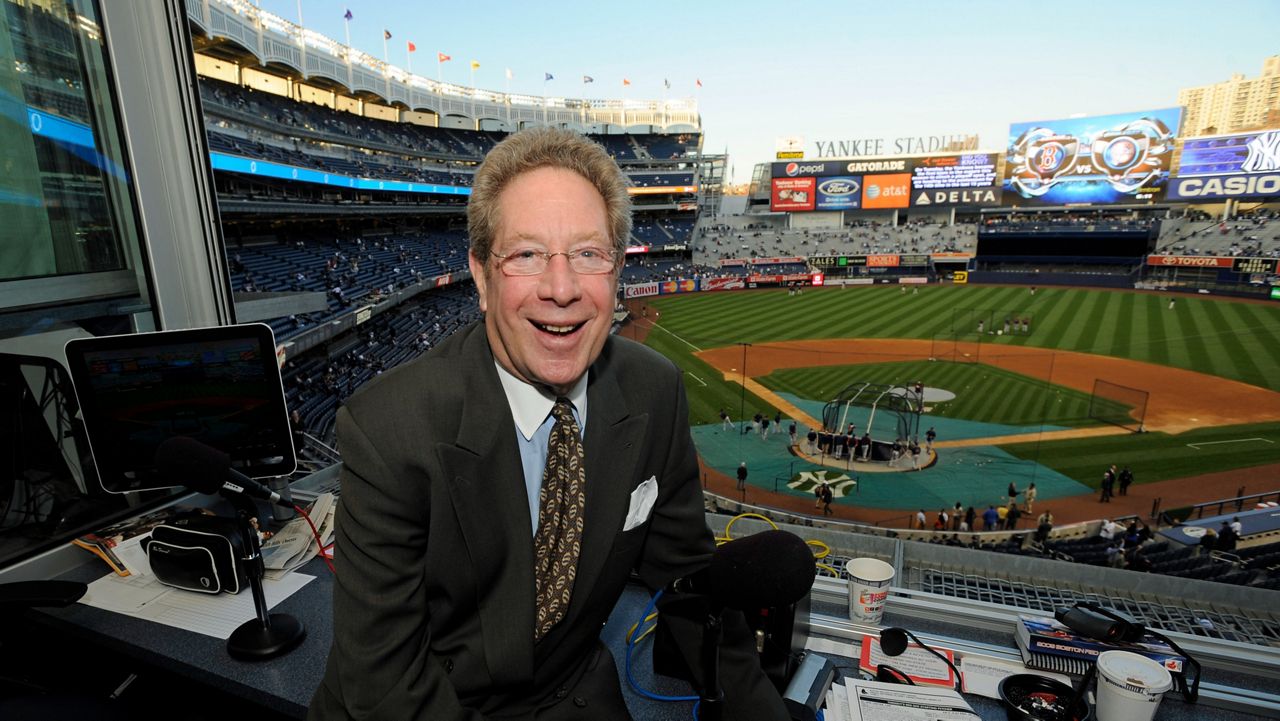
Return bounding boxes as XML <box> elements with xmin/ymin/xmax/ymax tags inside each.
<box><xmin>1154</xmin><ymin>488</ymin><xmax>1280</xmax><ymax>524</ymax></box>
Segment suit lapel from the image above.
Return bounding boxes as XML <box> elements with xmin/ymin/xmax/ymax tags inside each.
<box><xmin>438</xmin><ymin>330</ymin><xmax>535</xmax><ymax>684</ymax></box>
<box><xmin>567</xmin><ymin>360</ymin><xmax>647</xmax><ymax>622</ymax></box>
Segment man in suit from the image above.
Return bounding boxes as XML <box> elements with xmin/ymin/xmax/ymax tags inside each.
<box><xmin>310</xmin><ymin>128</ymin><xmax>786</xmax><ymax>720</ymax></box>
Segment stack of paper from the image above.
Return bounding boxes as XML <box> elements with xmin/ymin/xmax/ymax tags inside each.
<box><xmin>261</xmin><ymin>493</ymin><xmax>336</xmax><ymax>580</ymax></box>
<box><xmin>823</xmin><ymin>678</ymin><xmax>978</xmax><ymax>721</ymax></box>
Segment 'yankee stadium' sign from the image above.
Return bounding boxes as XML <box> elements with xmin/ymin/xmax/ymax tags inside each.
<box><xmin>814</xmin><ymin>134</ymin><xmax>979</xmax><ymax>158</ymax></box>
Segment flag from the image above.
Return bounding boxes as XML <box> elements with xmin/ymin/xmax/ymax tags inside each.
<box><xmin>583</xmin><ymin>75</ymin><xmax>594</xmax><ymax>84</ymax></box>
<box><xmin>438</xmin><ymin>53</ymin><xmax>451</xmax><ymax>63</ymax></box>
<box><xmin>664</xmin><ymin>78</ymin><xmax>670</xmax><ymax>90</ymax></box>
<box><xmin>384</xmin><ymin>30</ymin><xmax>392</xmax><ymax>40</ymax></box>
<box><xmin>408</xmin><ymin>42</ymin><xmax>416</xmax><ymax>52</ymax></box>
<box><xmin>545</xmin><ymin>72</ymin><xmax>554</xmax><ymax>81</ymax></box>
<box><xmin>505</xmin><ymin>68</ymin><xmax>513</xmax><ymax>80</ymax></box>
<box><xmin>343</xmin><ymin>9</ymin><xmax>352</xmax><ymax>20</ymax></box>
<box><xmin>471</xmin><ymin>60</ymin><xmax>480</xmax><ymax>70</ymax></box>
<box><xmin>622</xmin><ymin>78</ymin><xmax>631</xmax><ymax>86</ymax></box>
<box><xmin>696</xmin><ymin>78</ymin><xmax>703</xmax><ymax>88</ymax></box>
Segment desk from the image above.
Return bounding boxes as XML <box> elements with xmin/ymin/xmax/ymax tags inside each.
<box><xmin>24</xmin><ymin>557</ymin><xmax>1277</xmax><ymax>720</ymax></box>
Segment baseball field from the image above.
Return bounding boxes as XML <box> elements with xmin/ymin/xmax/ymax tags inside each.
<box><xmin>625</xmin><ymin>284</ymin><xmax>1280</xmax><ymax>521</ymax></box>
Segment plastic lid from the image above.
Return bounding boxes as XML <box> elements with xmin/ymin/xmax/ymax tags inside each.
<box><xmin>1096</xmin><ymin>651</ymin><xmax>1173</xmax><ymax>694</ymax></box>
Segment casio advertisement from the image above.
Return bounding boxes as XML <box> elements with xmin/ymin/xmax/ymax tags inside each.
<box><xmin>1168</xmin><ymin>130</ymin><xmax>1280</xmax><ymax>200</ymax></box>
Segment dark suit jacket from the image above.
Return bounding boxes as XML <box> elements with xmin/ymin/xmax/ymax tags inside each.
<box><xmin>309</xmin><ymin>322</ymin><xmax>785</xmax><ymax>720</ymax></box>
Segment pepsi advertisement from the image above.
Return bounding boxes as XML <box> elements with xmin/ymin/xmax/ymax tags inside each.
<box><xmin>1004</xmin><ymin>107</ymin><xmax>1183</xmax><ymax>205</ymax></box>
<box><xmin>1168</xmin><ymin>130</ymin><xmax>1280</xmax><ymax>200</ymax></box>
<box><xmin>816</xmin><ymin>176</ymin><xmax>862</xmax><ymax>210</ymax></box>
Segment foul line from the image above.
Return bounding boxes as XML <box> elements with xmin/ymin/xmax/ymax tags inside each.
<box><xmin>685</xmin><ymin>371</ymin><xmax>707</xmax><ymax>387</ymax></box>
<box><xmin>1186</xmin><ymin>438</ymin><xmax>1275</xmax><ymax>450</ymax></box>
<box><xmin>643</xmin><ymin>321</ymin><xmax>702</xmax><ymax>352</ymax></box>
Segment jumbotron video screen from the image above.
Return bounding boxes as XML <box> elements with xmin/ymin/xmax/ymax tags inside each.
<box><xmin>1004</xmin><ymin>107</ymin><xmax>1183</xmax><ymax>205</ymax></box>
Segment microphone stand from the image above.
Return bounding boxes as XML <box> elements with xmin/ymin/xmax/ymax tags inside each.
<box><xmin>699</xmin><ymin>610</ymin><xmax>724</xmax><ymax>721</ymax></box>
<box><xmin>222</xmin><ymin>491</ymin><xmax>306</xmax><ymax>660</ymax></box>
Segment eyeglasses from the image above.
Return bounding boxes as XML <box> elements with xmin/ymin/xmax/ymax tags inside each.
<box><xmin>490</xmin><ymin>246</ymin><xmax>619</xmax><ymax>276</ymax></box>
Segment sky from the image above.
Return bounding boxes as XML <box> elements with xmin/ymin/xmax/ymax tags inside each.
<box><xmin>252</xmin><ymin>0</ymin><xmax>1280</xmax><ymax>184</ymax></box>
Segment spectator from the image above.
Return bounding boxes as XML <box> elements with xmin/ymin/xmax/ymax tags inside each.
<box><xmin>982</xmin><ymin>505</ymin><xmax>999</xmax><ymax>531</ymax></box>
<box><xmin>1118</xmin><ymin>466</ymin><xmax>1134</xmax><ymax>496</ymax></box>
<box><xmin>916</xmin><ymin>509</ymin><xmax>927</xmax><ymax>530</ymax></box>
<box><xmin>1006</xmin><ymin>503</ymin><xmax>1022</xmax><ymax>530</ymax></box>
<box><xmin>1035</xmin><ymin>510</ymin><xmax>1054</xmax><ymax>544</ymax></box>
<box><xmin>1024</xmin><ymin>483</ymin><xmax>1037</xmax><ymax>513</ymax></box>
<box><xmin>1196</xmin><ymin>528</ymin><xmax>1217</xmax><ymax>556</ymax></box>
<box><xmin>736</xmin><ymin>462</ymin><xmax>748</xmax><ymax>491</ymax></box>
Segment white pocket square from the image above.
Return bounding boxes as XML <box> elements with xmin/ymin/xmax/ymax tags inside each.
<box><xmin>623</xmin><ymin>476</ymin><xmax>658</xmax><ymax>531</ymax></box>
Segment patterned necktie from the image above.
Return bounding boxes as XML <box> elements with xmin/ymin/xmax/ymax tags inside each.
<box><xmin>533</xmin><ymin>397</ymin><xmax>586</xmax><ymax>642</ymax></box>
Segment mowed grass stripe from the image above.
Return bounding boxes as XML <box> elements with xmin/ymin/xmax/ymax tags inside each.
<box><xmin>1031</xmin><ymin>288</ymin><xmax>1085</xmax><ymax>349</ymax></box>
<box><xmin>1170</xmin><ymin>300</ymin><xmax>1219</xmax><ymax>377</ymax></box>
<box><xmin>1198</xmin><ymin>299</ymin><xmax>1258</xmax><ymax>385</ymax></box>
<box><xmin>1108</xmin><ymin>292</ymin><xmax>1136</xmax><ymax>359</ymax></box>
<box><xmin>1073</xmin><ymin>289</ymin><xmax>1118</xmax><ymax>354</ymax></box>
<box><xmin>1053</xmin><ymin>290</ymin><xmax>1103</xmax><ymax>350</ymax></box>
<box><xmin>1233</xmin><ymin>303</ymin><xmax>1280</xmax><ymax>384</ymax></box>
<box><xmin>1137</xmin><ymin>296</ymin><xmax>1171</xmax><ymax>366</ymax></box>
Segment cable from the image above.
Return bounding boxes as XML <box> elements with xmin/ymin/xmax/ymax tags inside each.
<box><xmin>292</xmin><ymin>502</ymin><xmax>335</xmax><ymax>574</ymax></box>
<box><xmin>625</xmin><ymin>588</ymin><xmax>698</xmax><ymax>705</ymax></box>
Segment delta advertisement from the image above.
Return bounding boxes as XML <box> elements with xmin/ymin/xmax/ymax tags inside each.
<box><xmin>1169</xmin><ymin>130</ymin><xmax>1280</xmax><ymax>201</ymax></box>
<box><xmin>770</xmin><ymin>154</ymin><xmax>1001</xmax><ymax>210</ymax></box>
<box><xmin>1004</xmin><ymin>107</ymin><xmax>1183</xmax><ymax>205</ymax></box>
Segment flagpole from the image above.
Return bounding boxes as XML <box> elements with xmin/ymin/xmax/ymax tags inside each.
<box><xmin>407</xmin><ymin>45</ymin><xmax>413</xmax><ymax>75</ymax></box>
<box><xmin>580</xmin><ymin>77</ymin><xmax>585</xmax><ymax>129</ymax></box>
<box><xmin>470</xmin><ymin>64</ymin><xmax>476</xmax><ymax>129</ymax></box>
<box><xmin>505</xmin><ymin>70</ymin><xmax>511</xmax><ymax>128</ymax></box>
<box><xmin>542</xmin><ymin>75</ymin><xmax>548</xmax><ymax>125</ymax></box>
<box><xmin>382</xmin><ymin>34</ymin><xmax>388</xmax><ymax>66</ymax></box>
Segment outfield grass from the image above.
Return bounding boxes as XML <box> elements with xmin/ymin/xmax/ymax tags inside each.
<box><xmin>644</xmin><ymin>285</ymin><xmax>1280</xmax><ymax>392</ymax></box>
<box><xmin>635</xmin><ymin>323</ymin><xmax>774</xmax><ymax>427</ymax></box>
<box><xmin>758</xmin><ymin>360</ymin><xmax>1125</xmax><ymax>428</ymax></box>
<box><xmin>999</xmin><ymin>421</ymin><xmax>1280</xmax><ymax>488</ymax></box>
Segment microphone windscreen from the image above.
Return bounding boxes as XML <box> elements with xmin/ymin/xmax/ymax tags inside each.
<box><xmin>708</xmin><ymin>530</ymin><xmax>815</xmax><ymax>610</ymax></box>
<box><xmin>880</xmin><ymin>627</ymin><xmax>909</xmax><ymax>656</ymax></box>
<box><xmin>154</xmin><ymin>436</ymin><xmax>229</xmax><ymax>494</ymax></box>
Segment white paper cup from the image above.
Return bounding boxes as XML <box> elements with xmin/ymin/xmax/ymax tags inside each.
<box><xmin>1095</xmin><ymin>650</ymin><xmax>1173</xmax><ymax>721</ymax></box>
<box><xmin>845</xmin><ymin>557</ymin><xmax>894</xmax><ymax>623</ymax></box>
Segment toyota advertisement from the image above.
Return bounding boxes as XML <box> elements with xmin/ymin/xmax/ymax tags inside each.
<box><xmin>1169</xmin><ymin>130</ymin><xmax>1280</xmax><ymax>201</ymax></box>
<box><xmin>1004</xmin><ymin>107</ymin><xmax>1183</xmax><ymax>205</ymax></box>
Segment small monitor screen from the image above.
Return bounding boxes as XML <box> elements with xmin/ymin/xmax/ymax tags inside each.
<box><xmin>64</xmin><ymin>323</ymin><xmax>296</xmax><ymax>493</ymax></box>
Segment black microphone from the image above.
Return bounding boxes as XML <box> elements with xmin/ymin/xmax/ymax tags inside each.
<box><xmin>707</xmin><ymin>529</ymin><xmax>816</xmax><ymax>610</ymax></box>
<box><xmin>880</xmin><ymin>627</ymin><xmax>963</xmax><ymax>692</ymax></box>
<box><xmin>154</xmin><ymin>437</ymin><xmax>290</xmax><ymax>508</ymax></box>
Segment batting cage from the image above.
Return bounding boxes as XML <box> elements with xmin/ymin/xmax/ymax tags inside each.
<box><xmin>1088</xmin><ymin>379</ymin><xmax>1149</xmax><ymax>432</ymax></box>
<box><xmin>818</xmin><ymin>381</ymin><xmax>923</xmax><ymax>463</ymax></box>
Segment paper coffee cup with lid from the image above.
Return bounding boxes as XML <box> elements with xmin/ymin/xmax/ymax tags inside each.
<box><xmin>1094</xmin><ymin>650</ymin><xmax>1174</xmax><ymax>721</ymax></box>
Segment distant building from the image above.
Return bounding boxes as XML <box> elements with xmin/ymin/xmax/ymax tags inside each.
<box><xmin>1178</xmin><ymin>56</ymin><xmax>1280</xmax><ymax>137</ymax></box>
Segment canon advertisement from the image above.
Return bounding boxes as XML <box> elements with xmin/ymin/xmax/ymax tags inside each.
<box><xmin>1168</xmin><ymin>130</ymin><xmax>1280</xmax><ymax>201</ymax></box>
<box><xmin>1004</xmin><ymin>108</ymin><xmax>1182</xmax><ymax>205</ymax></box>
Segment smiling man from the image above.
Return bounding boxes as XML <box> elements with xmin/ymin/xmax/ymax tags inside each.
<box><xmin>311</xmin><ymin>128</ymin><xmax>786</xmax><ymax>720</ymax></box>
